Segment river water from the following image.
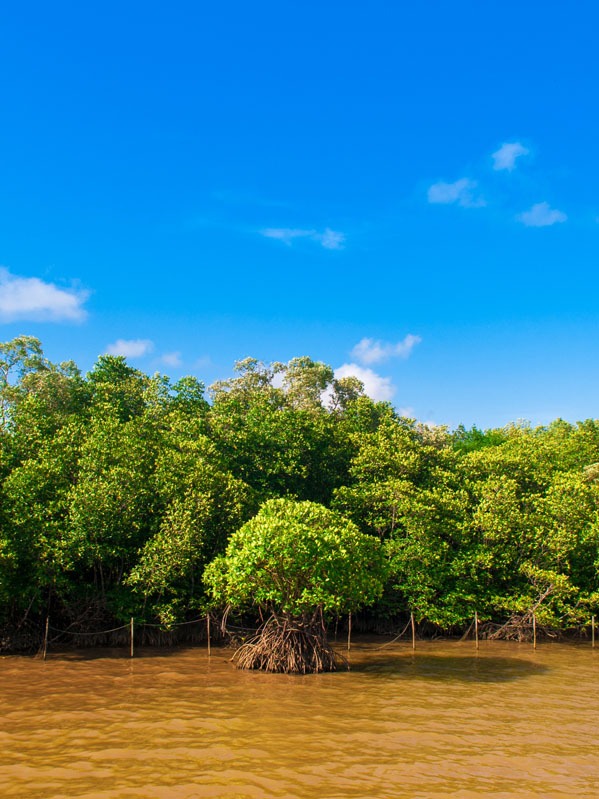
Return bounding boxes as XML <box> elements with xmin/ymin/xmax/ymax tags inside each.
<box><xmin>2</xmin><ymin>640</ymin><xmax>598</xmax><ymax>798</ymax></box>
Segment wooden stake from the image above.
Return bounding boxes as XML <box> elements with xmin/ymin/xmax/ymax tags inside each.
<box><xmin>207</xmin><ymin>613</ymin><xmax>211</xmax><ymax>658</ymax></box>
<box><xmin>475</xmin><ymin>610</ymin><xmax>479</xmax><ymax>651</ymax></box>
<box><xmin>410</xmin><ymin>612</ymin><xmax>416</xmax><ymax>651</ymax></box>
<box><xmin>532</xmin><ymin>612</ymin><xmax>536</xmax><ymax>650</ymax></box>
<box><xmin>130</xmin><ymin>617</ymin><xmax>134</xmax><ymax>658</ymax></box>
<box><xmin>42</xmin><ymin>616</ymin><xmax>49</xmax><ymax>661</ymax></box>
<box><xmin>347</xmin><ymin>612</ymin><xmax>352</xmax><ymax>652</ymax></box>
<box><xmin>592</xmin><ymin>615</ymin><xmax>595</xmax><ymax>649</ymax></box>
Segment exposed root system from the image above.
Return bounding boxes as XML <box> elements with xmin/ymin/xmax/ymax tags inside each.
<box><xmin>233</xmin><ymin>614</ymin><xmax>344</xmax><ymax>674</ymax></box>
<box><xmin>488</xmin><ymin>615</ymin><xmax>536</xmax><ymax>641</ymax></box>
<box><xmin>489</xmin><ymin>585</ymin><xmax>556</xmax><ymax>641</ymax></box>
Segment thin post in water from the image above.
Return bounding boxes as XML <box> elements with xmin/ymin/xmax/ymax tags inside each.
<box><xmin>475</xmin><ymin>610</ymin><xmax>479</xmax><ymax>651</ymax></box>
<box><xmin>592</xmin><ymin>615</ymin><xmax>595</xmax><ymax>649</ymax></box>
<box><xmin>532</xmin><ymin>612</ymin><xmax>536</xmax><ymax>650</ymax></box>
<box><xmin>410</xmin><ymin>612</ymin><xmax>416</xmax><ymax>651</ymax></box>
<box><xmin>130</xmin><ymin>617</ymin><xmax>134</xmax><ymax>658</ymax></box>
<box><xmin>207</xmin><ymin>613</ymin><xmax>211</xmax><ymax>658</ymax></box>
<box><xmin>42</xmin><ymin>616</ymin><xmax>49</xmax><ymax>661</ymax></box>
<box><xmin>347</xmin><ymin>612</ymin><xmax>352</xmax><ymax>652</ymax></box>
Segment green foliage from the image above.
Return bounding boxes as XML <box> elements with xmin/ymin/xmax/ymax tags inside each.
<box><xmin>127</xmin><ymin>449</ymin><xmax>253</xmax><ymax>624</ymax></box>
<box><xmin>86</xmin><ymin>355</ymin><xmax>148</xmax><ymax>421</ymax></box>
<box><xmin>209</xmin><ymin>356</ymin><xmax>371</xmax><ymax>503</ymax></box>
<box><xmin>1</xmin><ymin>334</ymin><xmax>598</xmax><ymax>642</ymax></box>
<box><xmin>66</xmin><ymin>413</ymin><xmax>160</xmax><ymax>586</ymax></box>
<box><xmin>0</xmin><ymin>417</ymin><xmax>85</xmax><ymax>612</ymax></box>
<box><xmin>334</xmin><ymin>414</ymin><xmax>599</xmax><ymax>628</ymax></box>
<box><xmin>452</xmin><ymin>424</ymin><xmax>509</xmax><ymax>453</ymax></box>
<box><xmin>204</xmin><ymin>498</ymin><xmax>387</xmax><ymax>617</ymax></box>
<box><xmin>0</xmin><ymin>335</ymin><xmax>45</xmax><ymax>413</ymax></box>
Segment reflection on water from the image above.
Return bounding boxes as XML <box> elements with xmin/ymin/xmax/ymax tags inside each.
<box><xmin>356</xmin><ymin>653</ymin><xmax>549</xmax><ymax>682</ymax></box>
<box><xmin>2</xmin><ymin>640</ymin><xmax>598</xmax><ymax>798</ymax></box>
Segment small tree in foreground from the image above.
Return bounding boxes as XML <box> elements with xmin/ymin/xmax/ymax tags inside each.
<box><xmin>203</xmin><ymin>498</ymin><xmax>386</xmax><ymax>673</ymax></box>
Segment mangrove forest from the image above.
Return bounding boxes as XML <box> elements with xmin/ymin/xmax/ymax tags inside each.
<box><xmin>1</xmin><ymin>335</ymin><xmax>599</xmax><ymax>667</ymax></box>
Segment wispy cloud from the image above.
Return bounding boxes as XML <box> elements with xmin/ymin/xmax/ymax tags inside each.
<box><xmin>427</xmin><ymin>178</ymin><xmax>485</xmax><ymax>208</ymax></box>
<box><xmin>351</xmin><ymin>334</ymin><xmax>421</xmax><ymax>365</ymax></box>
<box><xmin>106</xmin><ymin>339</ymin><xmax>154</xmax><ymax>358</ymax></box>
<box><xmin>194</xmin><ymin>355</ymin><xmax>213</xmax><ymax>370</ymax></box>
<box><xmin>492</xmin><ymin>142</ymin><xmax>529</xmax><ymax>172</ymax></box>
<box><xmin>334</xmin><ymin>363</ymin><xmax>395</xmax><ymax>402</ymax></box>
<box><xmin>518</xmin><ymin>202</ymin><xmax>567</xmax><ymax>227</ymax></box>
<box><xmin>261</xmin><ymin>228</ymin><xmax>311</xmax><ymax>245</ymax></box>
<box><xmin>318</xmin><ymin>228</ymin><xmax>345</xmax><ymax>250</ymax></box>
<box><xmin>261</xmin><ymin>227</ymin><xmax>345</xmax><ymax>250</ymax></box>
<box><xmin>161</xmin><ymin>351</ymin><xmax>182</xmax><ymax>368</ymax></box>
<box><xmin>0</xmin><ymin>268</ymin><xmax>89</xmax><ymax>322</ymax></box>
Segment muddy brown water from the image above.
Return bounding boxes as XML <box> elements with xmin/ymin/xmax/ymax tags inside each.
<box><xmin>2</xmin><ymin>640</ymin><xmax>599</xmax><ymax>798</ymax></box>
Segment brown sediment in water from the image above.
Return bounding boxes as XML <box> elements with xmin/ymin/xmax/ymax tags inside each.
<box><xmin>1</xmin><ymin>639</ymin><xmax>599</xmax><ymax>798</ymax></box>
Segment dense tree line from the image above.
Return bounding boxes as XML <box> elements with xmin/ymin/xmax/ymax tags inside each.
<box><xmin>1</xmin><ymin>335</ymin><xmax>598</xmax><ymax>649</ymax></box>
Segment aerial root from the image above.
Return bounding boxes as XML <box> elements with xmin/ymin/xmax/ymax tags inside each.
<box><xmin>233</xmin><ymin>615</ymin><xmax>343</xmax><ymax>674</ymax></box>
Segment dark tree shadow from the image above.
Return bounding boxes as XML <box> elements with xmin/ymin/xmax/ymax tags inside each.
<box><xmin>351</xmin><ymin>654</ymin><xmax>549</xmax><ymax>683</ymax></box>
<box><xmin>42</xmin><ymin>644</ymin><xmax>215</xmax><ymax>661</ymax></box>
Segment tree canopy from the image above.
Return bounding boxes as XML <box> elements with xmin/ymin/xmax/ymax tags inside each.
<box><xmin>204</xmin><ymin>497</ymin><xmax>386</xmax><ymax>672</ymax></box>
<box><xmin>204</xmin><ymin>498</ymin><xmax>386</xmax><ymax>617</ymax></box>
<box><xmin>1</xmin><ymin>335</ymin><xmax>599</xmax><ymax>654</ymax></box>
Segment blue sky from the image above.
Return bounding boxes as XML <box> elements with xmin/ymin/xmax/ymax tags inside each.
<box><xmin>1</xmin><ymin>1</ymin><xmax>598</xmax><ymax>428</ymax></box>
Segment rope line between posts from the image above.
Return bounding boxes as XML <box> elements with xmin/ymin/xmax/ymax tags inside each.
<box><xmin>47</xmin><ymin>616</ymin><xmax>208</xmax><ymax>638</ymax></box>
<box><xmin>374</xmin><ymin>618</ymin><xmax>413</xmax><ymax>649</ymax></box>
<box><xmin>49</xmin><ymin>623</ymin><xmax>130</xmax><ymax>636</ymax></box>
<box><xmin>142</xmin><ymin>617</ymin><xmax>204</xmax><ymax>628</ymax></box>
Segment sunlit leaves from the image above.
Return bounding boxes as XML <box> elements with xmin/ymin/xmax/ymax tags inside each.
<box><xmin>204</xmin><ymin>498</ymin><xmax>387</xmax><ymax>618</ymax></box>
<box><xmin>1</xmin><ymin>334</ymin><xmax>599</xmax><ymax>638</ymax></box>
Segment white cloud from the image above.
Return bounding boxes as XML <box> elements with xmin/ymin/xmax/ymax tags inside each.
<box><xmin>161</xmin><ymin>351</ymin><xmax>182</xmax><ymax>368</ymax></box>
<box><xmin>261</xmin><ymin>228</ymin><xmax>312</xmax><ymax>245</ymax></box>
<box><xmin>492</xmin><ymin>141</ymin><xmax>529</xmax><ymax>171</ymax></box>
<box><xmin>334</xmin><ymin>363</ymin><xmax>395</xmax><ymax>402</ymax></box>
<box><xmin>427</xmin><ymin>178</ymin><xmax>485</xmax><ymax>208</ymax></box>
<box><xmin>271</xmin><ymin>371</ymin><xmax>285</xmax><ymax>390</ymax></box>
<box><xmin>106</xmin><ymin>338</ymin><xmax>154</xmax><ymax>358</ymax></box>
<box><xmin>317</xmin><ymin>228</ymin><xmax>345</xmax><ymax>250</ymax></box>
<box><xmin>0</xmin><ymin>268</ymin><xmax>89</xmax><ymax>322</ymax></box>
<box><xmin>261</xmin><ymin>227</ymin><xmax>345</xmax><ymax>249</ymax></box>
<box><xmin>351</xmin><ymin>334</ymin><xmax>421</xmax><ymax>366</ymax></box>
<box><xmin>518</xmin><ymin>202</ymin><xmax>567</xmax><ymax>227</ymax></box>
